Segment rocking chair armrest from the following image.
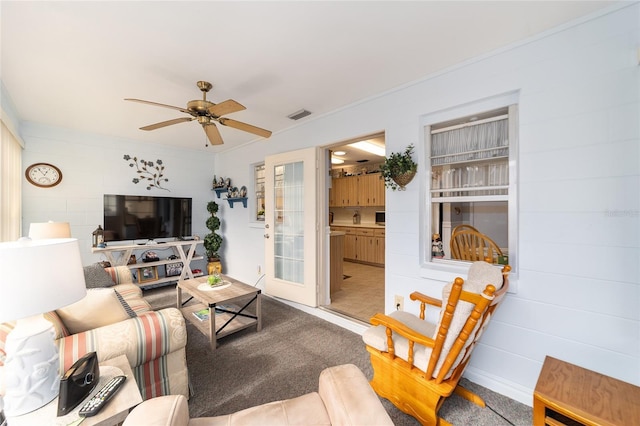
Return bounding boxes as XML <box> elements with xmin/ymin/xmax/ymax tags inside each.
<box><xmin>370</xmin><ymin>313</ymin><xmax>435</xmax><ymax>348</ymax></box>
<box><xmin>410</xmin><ymin>291</ymin><xmax>442</xmax><ymax>308</ymax></box>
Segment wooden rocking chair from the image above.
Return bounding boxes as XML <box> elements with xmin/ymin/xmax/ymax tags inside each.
<box><xmin>362</xmin><ymin>261</ymin><xmax>510</xmax><ymax>425</ymax></box>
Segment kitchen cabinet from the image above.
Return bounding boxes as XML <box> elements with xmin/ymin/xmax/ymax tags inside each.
<box><xmin>330</xmin><ymin>176</ymin><xmax>351</xmax><ymax>207</ymax></box>
<box><xmin>331</xmin><ymin>226</ymin><xmax>384</xmax><ymax>266</ymax></box>
<box><xmin>358</xmin><ymin>174</ymin><xmax>385</xmax><ymax>206</ymax></box>
<box><xmin>343</xmin><ymin>228</ymin><xmax>357</xmax><ymax>260</ymax></box>
<box><xmin>354</xmin><ymin>176</ymin><xmax>369</xmax><ymax>207</ymax></box>
<box><xmin>329</xmin><ymin>173</ymin><xmax>384</xmax><ymax>207</ymax></box>
<box><xmin>356</xmin><ymin>229</ymin><xmax>375</xmax><ymax>264</ymax></box>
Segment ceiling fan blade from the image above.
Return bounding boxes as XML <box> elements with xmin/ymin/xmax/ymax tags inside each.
<box><xmin>204</xmin><ymin>123</ymin><xmax>224</xmax><ymax>146</ymax></box>
<box><xmin>207</xmin><ymin>100</ymin><xmax>246</xmax><ymax>117</ymax></box>
<box><xmin>140</xmin><ymin>117</ymin><xmax>194</xmax><ymax>131</ymax></box>
<box><xmin>125</xmin><ymin>98</ymin><xmax>192</xmax><ymax>115</ymax></box>
<box><xmin>218</xmin><ymin>118</ymin><xmax>272</xmax><ymax>138</ymax></box>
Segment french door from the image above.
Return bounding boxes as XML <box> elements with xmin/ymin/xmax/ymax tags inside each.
<box><xmin>264</xmin><ymin>147</ymin><xmax>319</xmax><ymax>307</ymax></box>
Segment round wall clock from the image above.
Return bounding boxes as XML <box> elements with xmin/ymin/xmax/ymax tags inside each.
<box><xmin>25</xmin><ymin>163</ymin><xmax>63</xmax><ymax>188</ymax></box>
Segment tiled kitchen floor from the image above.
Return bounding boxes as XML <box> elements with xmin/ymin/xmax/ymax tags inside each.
<box><xmin>325</xmin><ymin>261</ymin><xmax>384</xmax><ymax>323</ymax></box>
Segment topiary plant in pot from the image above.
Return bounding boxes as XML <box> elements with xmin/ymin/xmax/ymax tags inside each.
<box><xmin>380</xmin><ymin>144</ymin><xmax>418</xmax><ymax>191</ymax></box>
<box><xmin>204</xmin><ymin>200</ymin><xmax>223</xmax><ymax>274</ymax></box>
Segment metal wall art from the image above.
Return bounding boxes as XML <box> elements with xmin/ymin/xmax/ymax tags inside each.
<box><xmin>124</xmin><ymin>155</ymin><xmax>169</xmax><ymax>191</ymax></box>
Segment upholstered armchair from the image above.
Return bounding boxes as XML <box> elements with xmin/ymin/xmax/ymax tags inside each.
<box><xmin>122</xmin><ymin>364</ymin><xmax>393</xmax><ymax>426</ymax></box>
<box><xmin>362</xmin><ymin>261</ymin><xmax>510</xmax><ymax>425</ymax></box>
<box><xmin>1</xmin><ymin>265</ymin><xmax>189</xmax><ymax>401</ymax></box>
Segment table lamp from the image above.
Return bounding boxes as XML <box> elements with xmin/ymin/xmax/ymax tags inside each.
<box><xmin>28</xmin><ymin>221</ymin><xmax>72</xmax><ymax>239</ymax></box>
<box><xmin>0</xmin><ymin>238</ymin><xmax>87</xmax><ymax>416</ymax></box>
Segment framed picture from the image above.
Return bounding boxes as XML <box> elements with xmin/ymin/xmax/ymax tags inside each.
<box><xmin>138</xmin><ymin>266</ymin><xmax>158</xmax><ymax>283</ymax></box>
<box><xmin>165</xmin><ymin>262</ymin><xmax>183</xmax><ymax>278</ymax></box>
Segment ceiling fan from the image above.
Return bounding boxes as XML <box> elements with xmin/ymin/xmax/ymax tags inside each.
<box><xmin>125</xmin><ymin>81</ymin><xmax>272</xmax><ymax>146</ymax></box>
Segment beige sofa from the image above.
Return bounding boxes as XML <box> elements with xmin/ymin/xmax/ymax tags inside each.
<box><xmin>0</xmin><ymin>265</ymin><xmax>189</xmax><ymax>401</ymax></box>
<box><xmin>123</xmin><ymin>364</ymin><xmax>393</xmax><ymax>426</ymax></box>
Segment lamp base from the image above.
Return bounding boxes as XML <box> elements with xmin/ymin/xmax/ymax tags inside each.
<box><xmin>3</xmin><ymin>315</ymin><xmax>60</xmax><ymax>417</ymax></box>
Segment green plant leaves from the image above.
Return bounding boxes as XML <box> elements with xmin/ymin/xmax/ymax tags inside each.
<box><xmin>379</xmin><ymin>144</ymin><xmax>418</xmax><ymax>190</ymax></box>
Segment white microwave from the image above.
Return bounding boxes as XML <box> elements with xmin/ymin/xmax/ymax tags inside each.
<box><xmin>375</xmin><ymin>211</ymin><xmax>385</xmax><ymax>225</ymax></box>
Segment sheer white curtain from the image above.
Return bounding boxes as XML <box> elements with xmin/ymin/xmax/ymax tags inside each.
<box><xmin>0</xmin><ymin>121</ymin><xmax>22</xmax><ymax>241</ymax></box>
<box><xmin>431</xmin><ymin>117</ymin><xmax>509</xmax><ymax>165</ymax></box>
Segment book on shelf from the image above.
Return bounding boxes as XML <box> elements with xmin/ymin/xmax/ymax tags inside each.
<box><xmin>193</xmin><ymin>308</ymin><xmax>209</xmax><ymax>321</ymax></box>
<box><xmin>192</xmin><ymin>305</ymin><xmax>233</xmax><ymax>322</ymax></box>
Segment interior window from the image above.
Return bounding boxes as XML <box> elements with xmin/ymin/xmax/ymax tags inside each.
<box><xmin>427</xmin><ymin>104</ymin><xmax>517</xmax><ymax>268</ymax></box>
<box><xmin>254</xmin><ymin>163</ymin><xmax>265</xmax><ymax>221</ymax></box>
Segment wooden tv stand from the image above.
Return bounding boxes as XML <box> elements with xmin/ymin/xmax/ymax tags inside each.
<box><xmin>92</xmin><ymin>240</ymin><xmax>204</xmax><ymax>288</ymax></box>
<box><xmin>533</xmin><ymin>355</ymin><xmax>640</xmax><ymax>425</ymax></box>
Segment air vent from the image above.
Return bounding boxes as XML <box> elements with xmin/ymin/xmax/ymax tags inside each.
<box><xmin>356</xmin><ymin>159</ymin><xmax>370</xmax><ymax>163</ymax></box>
<box><xmin>287</xmin><ymin>109</ymin><xmax>312</xmax><ymax>120</ymax></box>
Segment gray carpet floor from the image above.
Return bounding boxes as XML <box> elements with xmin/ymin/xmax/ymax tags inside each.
<box><xmin>144</xmin><ymin>286</ymin><xmax>532</xmax><ymax>425</ymax></box>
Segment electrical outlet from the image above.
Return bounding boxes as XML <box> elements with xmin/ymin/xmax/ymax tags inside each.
<box><xmin>257</xmin><ymin>265</ymin><xmax>262</xmax><ymax>275</ymax></box>
<box><xmin>394</xmin><ymin>295</ymin><xmax>404</xmax><ymax>311</ymax></box>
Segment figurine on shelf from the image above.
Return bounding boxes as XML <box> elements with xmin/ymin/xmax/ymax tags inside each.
<box><xmin>432</xmin><ymin>234</ymin><xmax>445</xmax><ymax>258</ymax></box>
<box><xmin>227</xmin><ymin>187</ymin><xmax>238</xmax><ymax>198</ymax></box>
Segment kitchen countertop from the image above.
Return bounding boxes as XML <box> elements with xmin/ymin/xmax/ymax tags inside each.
<box><xmin>330</xmin><ymin>222</ymin><xmax>385</xmax><ymax>228</ymax></box>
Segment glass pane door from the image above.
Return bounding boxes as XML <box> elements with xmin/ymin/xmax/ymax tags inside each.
<box><xmin>274</xmin><ymin>161</ymin><xmax>304</xmax><ymax>283</ymax></box>
<box><xmin>264</xmin><ymin>147</ymin><xmax>318</xmax><ymax>307</ymax></box>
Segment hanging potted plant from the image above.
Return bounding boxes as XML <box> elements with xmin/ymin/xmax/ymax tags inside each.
<box><xmin>380</xmin><ymin>144</ymin><xmax>418</xmax><ymax>191</ymax></box>
<box><xmin>204</xmin><ymin>200</ymin><xmax>223</xmax><ymax>275</ymax></box>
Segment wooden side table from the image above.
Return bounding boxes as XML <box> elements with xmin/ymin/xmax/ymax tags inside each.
<box><xmin>7</xmin><ymin>354</ymin><xmax>142</xmax><ymax>426</ymax></box>
<box><xmin>533</xmin><ymin>356</ymin><xmax>640</xmax><ymax>426</ymax></box>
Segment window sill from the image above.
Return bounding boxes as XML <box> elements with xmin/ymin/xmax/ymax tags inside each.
<box><xmin>420</xmin><ymin>259</ymin><xmax>517</xmax><ymax>293</ymax></box>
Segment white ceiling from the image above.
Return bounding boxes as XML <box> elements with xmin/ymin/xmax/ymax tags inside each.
<box><xmin>1</xmin><ymin>1</ymin><xmax>616</xmax><ymax>153</ymax></box>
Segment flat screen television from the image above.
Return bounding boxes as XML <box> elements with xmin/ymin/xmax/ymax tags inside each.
<box><xmin>103</xmin><ymin>194</ymin><xmax>192</xmax><ymax>242</ymax></box>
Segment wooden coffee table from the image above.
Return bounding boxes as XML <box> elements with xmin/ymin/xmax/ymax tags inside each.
<box><xmin>177</xmin><ymin>275</ymin><xmax>262</xmax><ymax>350</ymax></box>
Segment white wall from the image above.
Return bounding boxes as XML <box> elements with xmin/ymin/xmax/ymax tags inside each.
<box><xmin>20</xmin><ymin>122</ymin><xmax>215</xmax><ymax>266</ymax></box>
<box><xmin>15</xmin><ymin>3</ymin><xmax>639</xmax><ymax>407</ymax></box>
<box><xmin>213</xmin><ymin>4</ymin><xmax>640</xmax><ymax>405</ymax></box>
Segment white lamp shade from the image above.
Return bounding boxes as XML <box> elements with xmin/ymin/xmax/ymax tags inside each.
<box><xmin>29</xmin><ymin>221</ymin><xmax>72</xmax><ymax>239</ymax></box>
<box><xmin>0</xmin><ymin>238</ymin><xmax>87</xmax><ymax>323</ymax></box>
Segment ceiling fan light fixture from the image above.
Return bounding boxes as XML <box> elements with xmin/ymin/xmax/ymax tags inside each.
<box><xmin>287</xmin><ymin>109</ymin><xmax>312</xmax><ymax>121</ymax></box>
<box><xmin>125</xmin><ymin>80</ymin><xmax>271</xmax><ymax>146</ymax></box>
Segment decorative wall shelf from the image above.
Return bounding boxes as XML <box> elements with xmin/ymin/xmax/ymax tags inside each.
<box><xmin>226</xmin><ymin>197</ymin><xmax>247</xmax><ymax>208</ymax></box>
<box><xmin>213</xmin><ymin>188</ymin><xmax>228</xmax><ymax>198</ymax></box>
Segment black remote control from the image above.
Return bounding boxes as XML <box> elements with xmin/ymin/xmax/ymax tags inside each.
<box><xmin>78</xmin><ymin>375</ymin><xmax>126</xmax><ymax>417</ymax></box>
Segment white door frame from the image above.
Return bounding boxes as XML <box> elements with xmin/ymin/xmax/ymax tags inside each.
<box><xmin>264</xmin><ymin>147</ymin><xmax>328</xmax><ymax>307</ymax></box>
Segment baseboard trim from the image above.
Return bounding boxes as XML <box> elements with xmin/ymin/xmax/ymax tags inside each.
<box><xmin>463</xmin><ymin>366</ymin><xmax>533</xmax><ymax>407</ymax></box>
<box><xmin>270</xmin><ymin>295</ymin><xmax>368</xmax><ymax>335</ymax></box>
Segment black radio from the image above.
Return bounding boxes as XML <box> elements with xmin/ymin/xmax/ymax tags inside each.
<box><xmin>57</xmin><ymin>351</ymin><xmax>100</xmax><ymax>416</ymax></box>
